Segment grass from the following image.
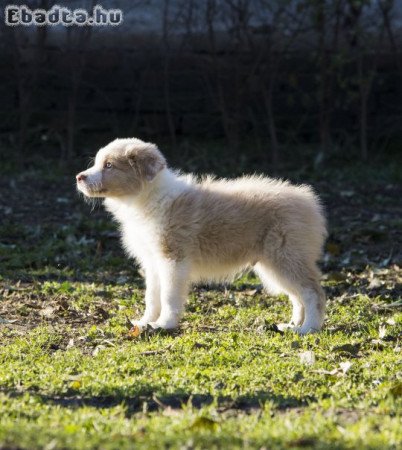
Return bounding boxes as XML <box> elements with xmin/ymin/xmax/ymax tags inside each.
<box><xmin>0</xmin><ymin>161</ymin><xmax>401</xmax><ymax>449</ymax></box>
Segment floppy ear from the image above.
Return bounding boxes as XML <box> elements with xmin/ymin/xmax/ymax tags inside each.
<box><xmin>126</xmin><ymin>144</ymin><xmax>166</xmax><ymax>181</ymax></box>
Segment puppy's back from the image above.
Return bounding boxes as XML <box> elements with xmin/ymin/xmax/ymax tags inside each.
<box><xmin>161</xmin><ymin>174</ymin><xmax>326</xmax><ymax>267</ymax></box>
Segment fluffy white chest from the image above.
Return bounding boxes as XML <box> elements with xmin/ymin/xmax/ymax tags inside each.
<box><xmin>122</xmin><ymin>215</ymin><xmax>159</xmax><ymax>258</ymax></box>
<box><xmin>105</xmin><ymin>199</ymin><xmax>162</xmax><ymax>266</ymax></box>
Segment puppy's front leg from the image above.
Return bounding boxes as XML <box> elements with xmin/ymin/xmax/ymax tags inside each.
<box><xmin>133</xmin><ymin>266</ymin><xmax>161</xmax><ymax>327</ymax></box>
<box><xmin>149</xmin><ymin>259</ymin><xmax>190</xmax><ymax>330</ymax></box>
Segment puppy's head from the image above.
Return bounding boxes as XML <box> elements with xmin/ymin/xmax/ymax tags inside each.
<box><xmin>76</xmin><ymin>138</ymin><xmax>166</xmax><ymax>198</ymax></box>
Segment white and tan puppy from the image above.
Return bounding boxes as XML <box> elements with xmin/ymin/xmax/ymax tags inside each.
<box><xmin>76</xmin><ymin>138</ymin><xmax>327</xmax><ymax>334</ymax></box>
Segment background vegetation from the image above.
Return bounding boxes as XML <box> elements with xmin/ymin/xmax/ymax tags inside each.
<box><xmin>0</xmin><ymin>0</ymin><xmax>402</xmax><ymax>169</ymax></box>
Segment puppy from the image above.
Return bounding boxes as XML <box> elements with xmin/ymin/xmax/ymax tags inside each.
<box><xmin>76</xmin><ymin>138</ymin><xmax>327</xmax><ymax>334</ymax></box>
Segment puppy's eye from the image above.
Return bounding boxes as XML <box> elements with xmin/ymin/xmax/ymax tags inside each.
<box><xmin>104</xmin><ymin>162</ymin><xmax>113</xmax><ymax>169</ymax></box>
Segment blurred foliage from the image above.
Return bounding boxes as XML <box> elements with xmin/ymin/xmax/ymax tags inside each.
<box><xmin>0</xmin><ymin>0</ymin><xmax>402</xmax><ymax>166</ymax></box>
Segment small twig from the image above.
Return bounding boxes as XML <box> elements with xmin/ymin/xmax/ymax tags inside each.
<box><xmin>139</xmin><ymin>350</ymin><xmax>164</xmax><ymax>356</ymax></box>
<box><xmin>139</xmin><ymin>343</ymin><xmax>175</xmax><ymax>356</ymax></box>
<box><xmin>373</xmin><ymin>300</ymin><xmax>402</xmax><ymax>310</ymax></box>
<box><xmin>152</xmin><ymin>394</ymin><xmax>170</xmax><ymax>409</ymax></box>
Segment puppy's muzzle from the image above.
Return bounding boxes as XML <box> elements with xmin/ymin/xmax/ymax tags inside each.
<box><xmin>76</xmin><ymin>173</ymin><xmax>87</xmax><ymax>182</ymax></box>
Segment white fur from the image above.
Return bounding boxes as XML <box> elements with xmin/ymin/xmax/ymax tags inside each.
<box><xmin>104</xmin><ymin>170</ymin><xmax>192</xmax><ymax>329</ymax></box>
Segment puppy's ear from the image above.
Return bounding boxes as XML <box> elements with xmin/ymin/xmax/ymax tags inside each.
<box><xmin>126</xmin><ymin>143</ymin><xmax>166</xmax><ymax>181</ymax></box>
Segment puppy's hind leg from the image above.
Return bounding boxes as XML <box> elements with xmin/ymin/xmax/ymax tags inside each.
<box><xmin>296</xmin><ymin>279</ymin><xmax>326</xmax><ymax>334</ymax></box>
<box><xmin>276</xmin><ymin>263</ymin><xmax>325</xmax><ymax>334</ymax></box>
<box><xmin>149</xmin><ymin>259</ymin><xmax>190</xmax><ymax>330</ymax></box>
<box><xmin>254</xmin><ymin>262</ymin><xmax>304</xmax><ymax>328</ymax></box>
<box><xmin>256</xmin><ymin>261</ymin><xmax>326</xmax><ymax>334</ymax></box>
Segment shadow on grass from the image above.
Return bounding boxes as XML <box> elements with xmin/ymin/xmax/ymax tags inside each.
<box><xmin>0</xmin><ymin>386</ymin><xmax>360</xmax><ymax>450</ymax></box>
<box><xmin>0</xmin><ymin>388</ymin><xmax>359</xmax><ymax>449</ymax></box>
<box><xmin>1</xmin><ymin>387</ymin><xmax>316</xmax><ymax>417</ymax></box>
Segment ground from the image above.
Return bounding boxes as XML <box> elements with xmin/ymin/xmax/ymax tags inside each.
<box><xmin>0</xmin><ymin>160</ymin><xmax>401</xmax><ymax>449</ymax></box>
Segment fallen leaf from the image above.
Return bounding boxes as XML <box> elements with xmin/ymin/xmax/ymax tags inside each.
<box><xmin>127</xmin><ymin>325</ymin><xmax>142</xmax><ymax>338</ymax></box>
<box><xmin>339</xmin><ymin>361</ymin><xmax>352</xmax><ymax>374</ymax></box>
<box><xmin>299</xmin><ymin>351</ymin><xmax>315</xmax><ymax>365</ymax></box>
<box><xmin>379</xmin><ymin>325</ymin><xmax>387</xmax><ymax>339</ymax></box>
<box><xmin>368</xmin><ymin>278</ymin><xmax>382</xmax><ymax>289</ymax></box>
<box><xmin>313</xmin><ymin>361</ymin><xmax>352</xmax><ymax>377</ymax></box>
<box><xmin>371</xmin><ymin>339</ymin><xmax>386</xmax><ymax>349</ymax></box>
<box><xmin>40</xmin><ymin>306</ymin><xmax>55</xmax><ymax>318</ymax></box>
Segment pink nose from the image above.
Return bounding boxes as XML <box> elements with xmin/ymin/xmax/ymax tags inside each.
<box><xmin>76</xmin><ymin>173</ymin><xmax>87</xmax><ymax>182</ymax></box>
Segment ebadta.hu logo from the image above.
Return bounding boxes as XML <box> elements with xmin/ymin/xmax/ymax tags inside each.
<box><xmin>4</xmin><ymin>4</ymin><xmax>123</xmax><ymax>26</ymax></box>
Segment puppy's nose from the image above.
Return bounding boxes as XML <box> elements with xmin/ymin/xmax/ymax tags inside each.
<box><xmin>76</xmin><ymin>173</ymin><xmax>87</xmax><ymax>182</ymax></box>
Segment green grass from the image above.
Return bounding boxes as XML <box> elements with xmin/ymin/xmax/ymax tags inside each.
<box><xmin>1</xmin><ymin>278</ymin><xmax>401</xmax><ymax>449</ymax></box>
<box><xmin>0</xmin><ymin>287</ymin><xmax>401</xmax><ymax>449</ymax></box>
<box><xmin>0</xmin><ymin>164</ymin><xmax>401</xmax><ymax>449</ymax></box>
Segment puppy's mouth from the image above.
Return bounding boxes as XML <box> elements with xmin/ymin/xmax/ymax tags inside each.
<box><xmin>77</xmin><ymin>182</ymin><xmax>107</xmax><ymax>197</ymax></box>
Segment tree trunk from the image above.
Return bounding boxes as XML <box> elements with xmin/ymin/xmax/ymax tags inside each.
<box><xmin>162</xmin><ymin>0</ymin><xmax>176</xmax><ymax>146</ymax></box>
<box><xmin>263</xmin><ymin>81</ymin><xmax>279</xmax><ymax>170</ymax></box>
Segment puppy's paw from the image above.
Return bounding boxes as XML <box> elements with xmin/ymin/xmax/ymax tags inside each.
<box><xmin>277</xmin><ymin>322</ymin><xmax>321</xmax><ymax>335</ymax></box>
<box><xmin>149</xmin><ymin>317</ymin><xmax>179</xmax><ymax>330</ymax></box>
<box><xmin>131</xmin><ymin>313</ymin><xmax>161</xmax><ymax>328</ymax></box>
<box><xmin>295</xmin><ymin>325</ymin><xmax>320</xmax><ymax>335</ymax></box>
<box><xmin>277</xmin><ymin>322</ymin><xmax>296</xmax><ymax>332</ymax></box>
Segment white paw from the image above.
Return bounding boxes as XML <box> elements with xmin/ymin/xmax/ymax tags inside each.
<box><xmin>277</xmin><ymin>322</ymin><xmax>296</xmax><ymax>332</ymax></box>
<box><xmin>295</xmin><ymin>325</ymin><xmax>320</xmax><ymax>335</ymax></box>
<box><xmin>277</xmin><ymin>323</ymin><xmax>320</xmax><ymax>335</ymax></box>
<box><xmin>130</xmin><ymin>318</ymin><xmax>153</xmax><ymax>329</ymax></box>
<box><xmin>291</xmin><ymin>317</ymin><xmax>304</xmax><ymax>328</ymax></box>
<box><xmin>148</xmin><ymin>317</ymin><xmax>179</xmax><ymax>330</ymax></box>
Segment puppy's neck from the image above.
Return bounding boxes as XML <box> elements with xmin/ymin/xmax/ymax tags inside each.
<box><xmin>105</xmin><ymin>168</ymin><xmax>188</xmax><ymax>216</ymax></box>
<box><xmin>138</xmin><ymin>168</ymin><xmax>188</xmax><ymax>206</ymax></box>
